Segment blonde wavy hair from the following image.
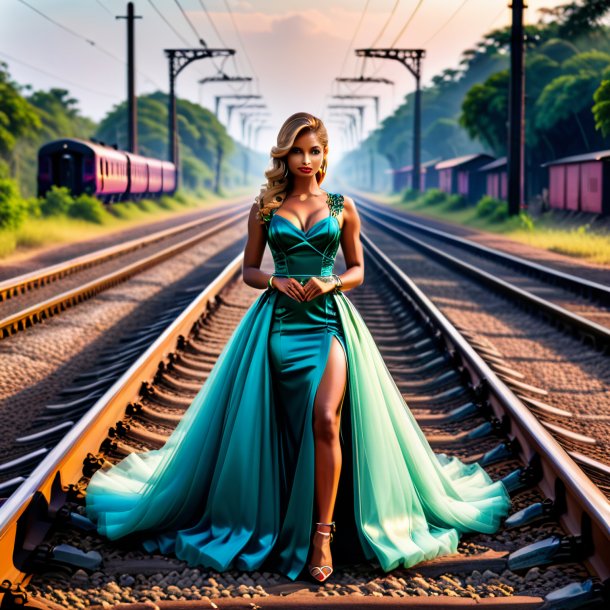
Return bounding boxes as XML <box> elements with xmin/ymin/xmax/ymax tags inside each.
<box><xmin>255</xmin><ymin>112</ymin><xmax>329</xmax><ymax>224</ymax></box>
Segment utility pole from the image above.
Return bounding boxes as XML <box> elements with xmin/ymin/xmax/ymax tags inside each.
<box><xmin>226</xmin><ymin>103</ymin><xmax>266</xmax><ymax>131</ymax></box>
<box><xmin>355</xmin><ymin>49</ymin><xmax>425</xmax><ymax>191</ymax></box>
<box><xmin>329</xmin><ymin>112</ymin><xmax>358</xmax><ymax>148</ymax></box>
<box><xmin>215</xmin><ymin>94</ymin><xmax>261</xmax><ymax>120</ymax></box>
<box><xmin>327</xmin><ymin>105</ymin><xmax>366</xmax><ymax>140</ymax></box>
<box><xmin>332</xmin><ymin>95</ymin><xmax>380</xmax><ymax>125</ymax></box>
<box><xmin>508</xmin><ymin>0</ymin><xmax>526</xmax><ymax>216</ymax></box>
<box><xmin>116</xmin><ymin>2</ymin><xmax>141</xmax><ymax>154</ymax></box>
<box><xmin>197</xmin><ymin>74</ymin><xmax>252</xmax><ymax>107</ymax></box>
<box><xmin>165</xmin><ymin>47</ymin><xmax>235</xmax><ymax>187</ymax></box>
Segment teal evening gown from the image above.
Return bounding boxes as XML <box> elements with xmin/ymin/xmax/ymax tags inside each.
<box><xmin>85</xmin><ymin>192</ymin><xmax>512</xmax><ymax>581</ymax></box>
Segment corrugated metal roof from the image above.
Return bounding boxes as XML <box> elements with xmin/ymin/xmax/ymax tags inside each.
<box><xmin>541</xmin><ymin>150</ymin><xmax>610</xmax><ymax>167</ymax></box>
<box><xmin>478</xmin><ymin>157</ymin><xmax>507</xmax><ymax>172</ymax></box>
<box><xmin>435</xmin><ymin>153</ymin><xmax>494</xmax><ymax>170</ymax></box>
<box><xmin>390</xmin><ymin>158</ymin><xmax>442</xmax><ymax>173</ymax></box>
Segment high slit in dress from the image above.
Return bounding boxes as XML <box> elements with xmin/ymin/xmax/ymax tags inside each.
<box><xmin>85</xmin><ymin>192</ymin><xmax>512</xmax><ymax>581</ymax></box>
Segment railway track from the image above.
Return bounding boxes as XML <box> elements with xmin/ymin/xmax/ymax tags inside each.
<box><xmin>0</xmin><ymin>202</ymin><xmax>250</xmax><ymax>339</ymax></box>
<box><xmin>0</xmin><ymin>231</ymin><xmax>607</xmax><ymax>608</ymax></box>
<box><xmin>354</xmin><ymin>194</ymin><xmax>610</xmax><ymax>348</ymax></box>
<box><xmin>352</xmin><ymin>195</ymin><xmax>610</xmax><ymax>490</ymax></box>
<box><xmin>0</xmin><ymin>234</ymin><xmax>249</xmax><ymax>497</ymax></box>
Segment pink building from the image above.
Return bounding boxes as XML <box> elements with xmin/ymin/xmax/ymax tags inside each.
<box><xmin>542</xmin><ymin>150</ymin><xmax>610</xmax><ymax>215</ymax></box>
<box><xmin>435</xmin><ymin>154</ymin><xmax>495</xmax><ymax>203</ymax></box>
<box><xmin>478</xmin><ymin>157</ymin><xmax>508</xmax><ymax>200</ymax></box>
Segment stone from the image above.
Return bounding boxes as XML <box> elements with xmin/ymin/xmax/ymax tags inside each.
<box><xmin>70</xmin><ymin>569</ymin><xmax>90</xmax><ymax>584</ymax></box>
<box><xmin>119</xmin><ymin>574</ymin><xmax>135</xmax><ymax>587</ymax></box>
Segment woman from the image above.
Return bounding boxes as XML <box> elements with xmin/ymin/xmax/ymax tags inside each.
<box><xmin>85</xmin><ymin>112</ymin><xmax>512</xmax><ymax>585</ymax></box>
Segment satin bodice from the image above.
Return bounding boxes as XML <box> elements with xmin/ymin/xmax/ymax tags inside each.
<box><xmin>266</xmin><ymin>193</ymin><xmax>344</xmax><ymax>282</ymax></box>
<box><xmin>265</xmin><ymin>192</ymin><xmax>345</xmax><ymax>333</ymax></box>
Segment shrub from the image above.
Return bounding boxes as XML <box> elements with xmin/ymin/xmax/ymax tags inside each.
<box><xmin>25</xmin><ymin>197</ymin><xmax>43</xmax><ymax>219</ymax></box>
<box><xmin>489</xmin><ymin>201</ymin><xmax>509</xmax><ymax>222</ymax></box>
<box><xmin>475</xmin><ymin>195</ymin><xmax>500</xmax><ymax>217</ymax></box>
<box><xmin>518</xmin><ymin>211</ymin><xmax>535</xmax><ymax>231</ymax></box>
<box><xmin>108</xmin><ymin>201</ymin><xmax>131</xmax><ymax>219</ymax></box>
<box><xmin>157</xmin><ymin>195</ymin><xmax>175</xmax><ymax>210</ymax></box>
<box><xmin>68</xmin><ymin>194</ymin><xmax>106</xmax><ymax>224</ymax></box>
<box><xmin>422</xmin><ymin>188</ymin><xmax>447</xmax><ymax>206</ymax></box>
<box><xmin>0</xmin><ymin>178</ymin><xmax>27</xmax><ymax>230</ymax></box>
<box><xmin>194</xmin><ymin>188</ymin><xmax>208</xmax><ymax>200</ymax></box>
<box><xmin>41</xmin><ymin>186</ymin><xmax>74</xmax><ymax>216</ymax></box>
<box><xmin>446</xmin><ymin>194</ymin><xmax>468</xmax><ymax>210</ymax></box>
<box><xmin>173</xmin><ymin>190</ymin><xmax>189</xmax><ymax>205</ymax></box>
<box><xmin>401</xmin><ymin>188</ymin><xmax>419</xmax><ymax>202</ymax></box>
<box><xmin>135</xmin><ymin>198</ymin><xmax>158</xmax><ymax>213</ymax></box>
<box><xmin>475</xmin><ymin>196</ymin><xmax>508</xmax><ymax>221</ymax></box>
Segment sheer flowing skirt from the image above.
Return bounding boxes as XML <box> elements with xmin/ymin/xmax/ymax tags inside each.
<box><xmin>85</xmin><ymin>288</ymin><xmax>511</xmax><ymax>580</ymax></box>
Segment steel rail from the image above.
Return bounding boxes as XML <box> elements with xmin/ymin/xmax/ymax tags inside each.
<box><xmin>0</xmin><ymin>208</ymin><xmax>249</xmax><ymax>339</ymax></box>
<box><xmin>357</xmin><ymin>206</ymin><xmax>610</xmax><ymax>352</ymax></box>
<box><xmin>355</xmin><ymin>193</ymin><xmax>610</xmax><ymax>306</ymax></box>
<box><xmin>0</xmin><ymin>201</ymin><xmax>247</xmax><ymax>303</ymax></box>
<box><xmin>361</xmin><ymin>231</ymin><xmax>610</xmax><ymax>584</ymax></box>
<box><xmin>0</xmin><ymin>231</ymin><xmax>608</xmax><ymax>605</ymax></box>
<box><xmin>0</xmin><ymin>253</ymin><xmax>244</xmax><ymax>589</ymax></box>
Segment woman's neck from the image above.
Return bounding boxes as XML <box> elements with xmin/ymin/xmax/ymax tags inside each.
<box><xmin>289</xmin><ymin>175</ymin><xmax>322</xmax><ymax>197</ymax></box>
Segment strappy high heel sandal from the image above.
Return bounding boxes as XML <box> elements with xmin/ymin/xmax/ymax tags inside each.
<box><xmin>308</xmin><ymin>521</ymin><xmax>336</xmax><ymax>583</ymax></box>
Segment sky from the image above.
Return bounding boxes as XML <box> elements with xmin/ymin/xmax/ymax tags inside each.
<box><xmin>1</xmin><ymin>0</ymin><xmax>570</xmax><ymax>159</ymax></box>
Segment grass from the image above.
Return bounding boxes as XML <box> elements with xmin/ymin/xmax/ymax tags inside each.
<box><xmin>363</xmin><ymin>189</ymin><xmax>610</xmax><ymax>266</ymax></box>
<box><xmin>0</xmin><ymin>186</ymin><xmax>253</xmax><ymax>263</ymax></box>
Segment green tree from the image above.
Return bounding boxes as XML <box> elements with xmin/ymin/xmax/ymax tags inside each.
<box><xmin>593</xmin><ymin>67</ymin><xmax>610</xmax><ymax>136</ymax></box>
<box><xmin>460</xmin><ymin>71</ymin><xmax>509</xmax><ymax>154</ymax></box>
<box><xmin>96</xmin><ymin>92</ymin><xmax>234</xmax><ymax>191</ymax></box>
<box><xmin>0</xmin><ymin>62</ymin><xmax>40</xmax><ymax>166</ymax></box>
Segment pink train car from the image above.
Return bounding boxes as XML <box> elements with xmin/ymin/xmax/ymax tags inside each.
<box><xmin>38</xmin><ymin>138</ymin><xmax>177</xmax><ymax>203</ymax></box>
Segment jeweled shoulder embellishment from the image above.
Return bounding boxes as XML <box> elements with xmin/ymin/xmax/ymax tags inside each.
<box><xmin>328</xmin><ymin>193</ymin><xmax>345</xmax><ymax>217</ymax></box>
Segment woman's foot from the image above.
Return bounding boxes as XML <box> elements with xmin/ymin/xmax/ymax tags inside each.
<box><xmin>308</xmin><ymin>522</ymin><xmax>334</xmax><ymax>583</ymax></box>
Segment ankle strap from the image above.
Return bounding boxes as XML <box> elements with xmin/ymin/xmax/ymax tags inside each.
<box><xmin>316</xmin><ymin>521</ymin><xmax>335</xmax><ymax>526</ymax></box>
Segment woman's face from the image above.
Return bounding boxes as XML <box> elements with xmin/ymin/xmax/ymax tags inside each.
<box><xmin>286</xmin><ymin>130</ymin><xmax>326</xmax><ymax>178</ymax></box>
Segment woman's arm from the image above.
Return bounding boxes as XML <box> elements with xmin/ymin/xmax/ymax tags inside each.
<box><xmin>336</xmin><ymin>195</ymin><xmax>364</xmax><ymax>292</ymax></box>
<box><xmin>242</xmin><ymin>204</ymin><xmax>273</xmax><ymax>290</ymax></box>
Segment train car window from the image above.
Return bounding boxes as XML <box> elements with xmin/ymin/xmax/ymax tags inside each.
<box><xmin>105</xmin><ymin>160</ymin><xmax>109</xmax><ymax>175</ymax></box>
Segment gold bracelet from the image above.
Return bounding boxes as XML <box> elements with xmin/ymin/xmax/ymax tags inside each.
<box><xmin>268</xmin><ymin>274</ymin><xmax>275</xmax><ymax>289</ymax></box>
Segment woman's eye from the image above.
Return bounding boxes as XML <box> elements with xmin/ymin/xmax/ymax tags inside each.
<box><xmin>312</xmin><ymin>149</ymin><xmax>321</xmax><ymax>154</ymax></box>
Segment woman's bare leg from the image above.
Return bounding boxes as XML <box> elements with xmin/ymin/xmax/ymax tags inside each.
<box><xmin>310</xmin><ymin>335</ymin><xmax>348</xmax><ymax>571</ymax></box>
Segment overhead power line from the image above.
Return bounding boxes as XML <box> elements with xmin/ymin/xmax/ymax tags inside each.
<box><xmin>198</xmin><ymin>0</ymin><xmax>253</xmax><ymax>93</ymax></box>
<box><xmin>174</xmin><ymin>0</ymin><xmax>207</xmax><ymax>47</ymax></box>
<box><xmin>369</xmin><ymin>0</ymin><xmax>401</xmax><ymax>48</ymax></box>
<box><xmin>94</xmin><ymin>0</ymin><xmax>113</xmax><ymax>17</ymax></box>
<box><xmin>148</xmin><ymin>0</ymin><xmax>191</xmax><ymax>47</ymax></box>
<box><xmin>17</xmin><ymin>0</ymin><xmax>123</xmax><ymax>63</ymax></box>
<box><xmin>198</xmin><ymin>0</ymin><xmax>229</xmax><ymax>47</ymax></box>
<box><xmin>338</xmin><ymin>0</ymin><xmax>371</xmax><ymax>77</ymax></box>
<box><xmin>422</xmin><ymin>0</ymin><xmax>472</xmax><ymax>45</ymax></box>
<box><xmin>17</xmin><ymin>0</ymin><xmax>162</xmax><ymax>89</ymax></box>
<box><xmin>390</xmin><ymin>0</ymin><xmax>425</xmax><ymax>47</ymax></box>
<box><xmin>0</xmin><ymin>49</ymin><xmax>121</xmax><ymax>100</ymax></box>
<box><xmin>224</xmin><ymin>0</ymin><xmax>259</xmax><ymax>85</ymax></box>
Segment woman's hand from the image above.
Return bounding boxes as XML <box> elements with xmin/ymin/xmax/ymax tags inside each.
<box><xmin>302</xmin><ymin>276</ymin><xmax>337</xmax><ymax>302</ymax></box>
<box><xmin>272</xmin><ymin>277</ymin><xmax>306</xmax><ymax>302</ymax></box>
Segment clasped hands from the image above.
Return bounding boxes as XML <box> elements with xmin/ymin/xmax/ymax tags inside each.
<box><xmin>272</xmin><ymin>276</ymin><xmax>337</xmax><ymax>302</ymax></box>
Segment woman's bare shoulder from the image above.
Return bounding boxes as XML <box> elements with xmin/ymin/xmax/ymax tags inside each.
<box><xmin>342</xmin><ymin>194</ymin><xmax>356</xmax><ymax>209</ymax></box>
<box><xmin>341</xmin><ymin>195</ymin><xmax>358</xmax><ymax>218</ymax></box>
